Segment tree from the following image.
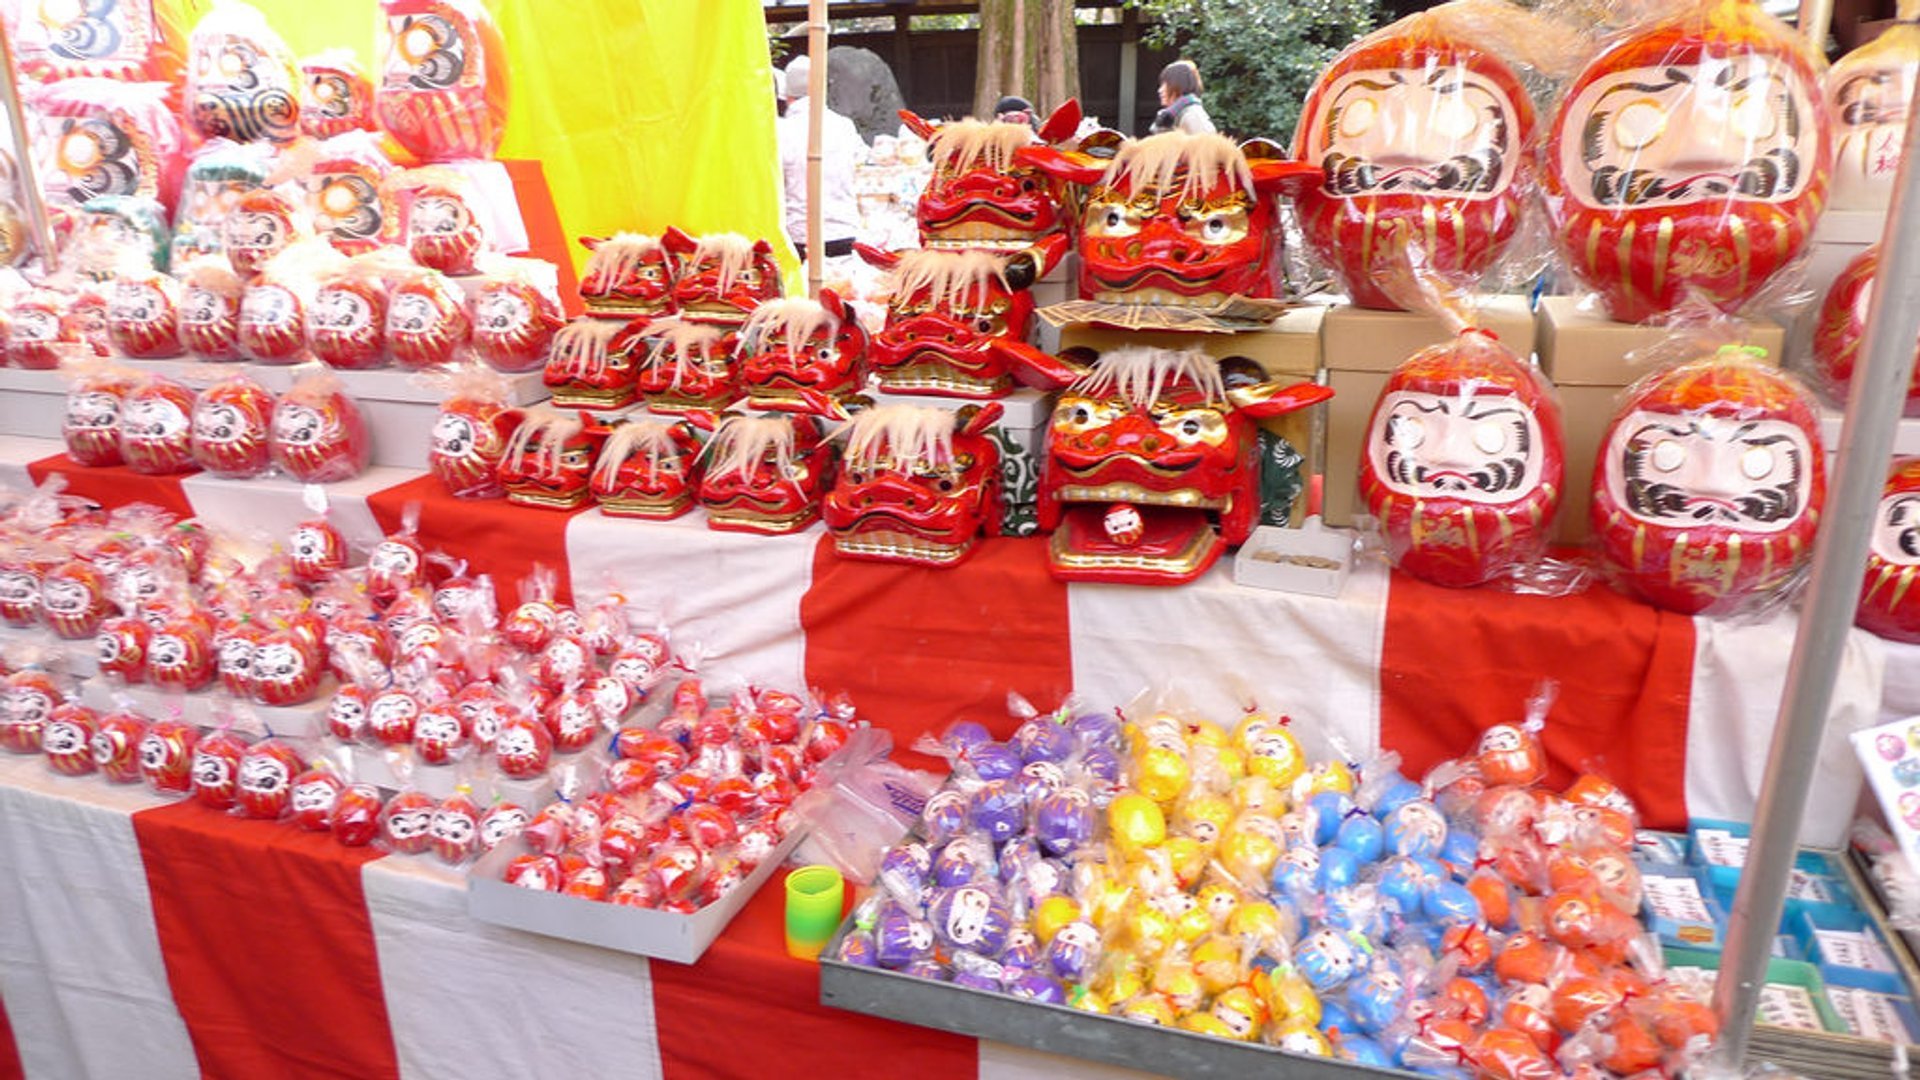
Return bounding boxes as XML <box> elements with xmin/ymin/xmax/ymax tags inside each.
<box><xmin>976</xmin><ymin>0</ymin><xmax>1081</xmax><ymax>120</ymax></box>
<box><xmin>1131</xmin><ymin>0</ymin><xmax>1379</xmax><ymax>142</ymax></box>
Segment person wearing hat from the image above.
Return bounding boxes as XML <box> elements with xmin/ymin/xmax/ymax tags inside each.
<box><xmin>993</xmin><ymin>95</ymin><xmax>1037</xmax><ymax>130</ymax></box>
<box><xmin>1150</xmin><ymin>59</ymin><xmax>1216</xmax><ymax>135</ymax></box>
<box><xmin>776</xmin><ymin>54</ymin><xmax>865</xmax><ymax>256</ymax></box>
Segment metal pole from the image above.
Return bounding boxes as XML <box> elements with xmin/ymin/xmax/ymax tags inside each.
<box><xmin>806</xmin><ymin>0</ymin><xmax>827</xmax><ymax>299</ymax></box>
<box><xmin>0</xmin><ymin>20</ymin><xmax>54</xmax><ymax>273</ymax></box>
<box><xmin>1708</xmin><ymin>83</ymin><xmax>1920</xmax><ymax>1072</ymax></box>
<box><xmin>1798</xmin><ymin>0</ymin><xmax>1835</xmax><ymax>56</ymax></box>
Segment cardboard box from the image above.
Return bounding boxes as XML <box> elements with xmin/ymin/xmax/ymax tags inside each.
<box><xmin>1057</xmin><ymin>309</ymin><xmax>1326</xmax><ymax>526</ymax></box>
<box><xmin>467</xmin><ymin>825</ymin><xmax>805</xmax><ymax>964</ymax></box>
<box><xmin>1320</xmin><ymin>295</ymin><xmax>1536</xmax><ymax>373</ymax></box>
<box><xmin>1233</xmin><ymin>517</ymin><xmax>1354</xmax><ymax>598</ymax></box>
<box><xmin>1322</xmin><ymin>368</ymin><xmax>1390</xmax><ymax>527</ymax></box>
<box><xmin>1538</xmin><ymin>298</ymin><xmax>1784</xmax><ymax>543</ymax></box>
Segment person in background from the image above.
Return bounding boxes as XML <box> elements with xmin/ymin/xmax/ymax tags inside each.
<box><xmin>1150</xmin><ymin>59</ymin><xmax>1216</xmax><ymax>135</ymax></box>
<box><xmin>993</xmin><ymin>95</ymin><xmax>1038</xmax><ymax>130</ymax></box>
<box><xmin>776</xmin><ymin>54</ymin><xmax>864</xmax><ymax>256</ymax></box>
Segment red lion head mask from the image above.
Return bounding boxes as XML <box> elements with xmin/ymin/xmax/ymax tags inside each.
<box><xmin>901</xmin><ymin>101</ymin><xmax>1082</xmax><ymax>251</ymax></box>
<box><xmin>823</xmin><ymin>402</ymin><xmax>1004</xmax><ymax>567</ymax></box>
<box><xmin>579</xmin><ymin>233</ymin><xmax>676</xmax><ymax>317</ymax></box>
<box><xmin>697</xmin><ymin>414</ymin><xmax>834</xmax><ymax>535</ymax></box>
<box><xmin>856</xmin><ymin>237</ymin><xmax>1081</xmax><ymax>398</ymax></box>
<box><xmin>1021</xmin><ymin>132</ymin><xmax>1318</xmax><ymax>305</ymax></box>
<box><xmin>591</xmin><ymin>417</ymin><xmax>705</xmax><ymax>520</ymax></box>
<box><xmin>1591</xmin><ymin>348</ymin><xmax>1826</xmax><ymax>614</ymax></box>
<box><xmin>630</xmin><ymin>316</ymin><xmax>740</xmax><ymax>415</ymax></box>
<box><xmin>661</xmin><ymin>228</ymin><xmax>781</xmax><ymax>325</ymax></box>
<box><xmin>1543</xmin><ymin>0</ymin><xmax>1831</xmax><ymax>323</ymax></box>
<box><xmin>1038</xmin><ymin>347</ymin><xmax>1333</xmax><ymax>585</ymax></box>
<box><xmin>498</xmin><ymin>409</ymin><xmax>608</xmax><ymax>511</ymax></box>
<box><xmin>544</xmin><ymin>317</ymin><xmax>643</xmax><ymax>410</ymax></box>
<box><xmin>738</xmin><ymin>291</ymin><xmax>869</xmax><ymax>413</ymax></box>
<box><xmin>1359</xmin><ymin>330</ymin><xmax>1566</xmax><ymax>586</ymax></box>
<box><xmin>1811</xmin><ymin>245</ymin><xmax>1920</xmax><ymax>416</ymax></box>
<box><xmin>1294</xmin><ymin>22</ymin><xmax>1537</xmax><ymax>309</ymax></box>
<box><xmin>1859</xmin><ymin>457</ymin><xmax>1920</xmax><ymax>644</ymax></box>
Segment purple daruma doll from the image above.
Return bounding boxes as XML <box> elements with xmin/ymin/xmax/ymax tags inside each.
<box><xmin>879</xmin><ymin>843</ymin><xmax>931</xmax><ymax>904</ymax></box>
<box><xmin>922</xmin><ymin>789</ymin><xmax>968</xmax><ymax>844</ymax></box>
<box><xmin>1008</xmin><ymin>971</ymin><xmax>1068</xmax><ymax>1004</ymax></box>
<box><xmin>874</xmin><ymin>903</ymin><xmax>936</xmax><ymax>969</ymax></box>
<box><xmin>929</xmin><ymin>885</ymin><xmax>1012</xmax><ymax>955</ymax></box>
<box><xmin>940</xmin><ymin>720</ymin><xmax>992</xmax><ymax>755</ymax></box>
<box><xmin>965</xmin><ymin>741</ymin><xmax>1021</xmax><ymax>782</ymax></box>
<box><xmin>1047</xmin><ymin>921</ymin><xmax>1100</xmax><ymax>981</ymax></box>
<box><xmin>933</xmin><ymin>836</ymin><xmax>992</xmax><ymax>888</ymax></box>
<box><xmin>837</xmin><ymin>931</ymin><xmax>879</xmax><ymax>967</ymax></box>
<box><xmin>1071</xmin><ymin>711</ymin><xmax>1122</xmax><ymax>750</ymax></box>
<box><xmin>1033</xmin><ymin>788</ymin><xmax>1095</xmax><ymax>857</ymax></box>
<box><xmin>1013</xmin><ymin>717</ymin><xmax>1072</xmax><ymax>764</ymax></box>
<box><xmin>969</xmin><ymin>780</ymin><xmax>1026</xmax><ymax>844</ymax></box>
<box><xmin>1018</xmin><ymin>760</ymin><xmax>1066</xmax><ymax>804</ymax></box>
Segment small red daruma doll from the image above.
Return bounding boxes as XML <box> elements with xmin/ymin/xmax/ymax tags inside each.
<box><xmin>430</xmin><ymin>387</ymin><xmax>522</xmax><ymax>499</ymax></box>
<box><xmin>1592</xmin><ymin>347</ymin><xmax>1827</xmax><ymax>615</ymax></box>
<box><xmin>191</xmin><ymin>728</ymin><xmax>250</xmax><ymax>810</ymax></box>
<box><xmin>1859</xmin><ymin>458</ymin><xmax>1920</xmax><ymax>644</ymax></box>
<box><xmin>250</xmin><ymin>627</ymin><xmax>325</xmax><ymax>706</ymax></box>
<box><xmin>289</xmin><ymin>765</ymin><xmax>345</xmax><ymax>830</ymax></box>
<box><xmin>333</xmin><ymin>783</ymin><xmax>386</xmax><ymax>846</ymax></box>
<box><xmin>9</xmin><ymin>291</ymin><xmax>84</xmax><ymax>369</ymax></box>
<box><xmin>1292</xmin><ymin>5</ymin><xmax>1541</xmax><ymax>309</ymax></box>
<box><xmin>178</xmin><ymin>259</ymin><xmax>246</xmax><ymax>362</ymax></box>
<box><xmin>1542</xmin><ymin>0</ymin><xmax>1831</xmax><ymax>323</ymax></box>
<box><xmin>381</xmin><ymin>788</ymin><xmax>438</xmax><ymax>854</ymax></box>
<box><xmin>91</xmin><ymin>711</ymin><xmax>148</xmax><ymax>783</ymax></box>
<box><xmin>138</xmin><ymin>718</ymin><xmax>199</xmax><ymax>794</ymax></box>
<box><xmin>366</xmin><ymin>531</ymin><xmax>427</xmax><ymax>608</ymax></box>
<box><xmin>119</xmin><ymin>377</ymin><xmax>197</xmax><ymax>475</ymax></box>
<box><xmin>63</xmin><ymin>370</ymin><xmax>133</xmax><ymax>467</ymax></box>
<box><xmin>1360</xmin><ymin>329</ymin><xmax>1566</xmax><ymax>587</ymax></box>
<box><xmin>308</xmin><ymin>260</ymin><xmax>391</xmax><ymax>370</ymax></box>
<box><xmin>401</xmin><ymin>178</ymin><xmax>487</xmax><ymax>275</ymax></box>
<box><xmin>376</xmin><ymin>0</ymin><xmax>511</xmax><ymax>161</ymax></box>
<box><xmin>289</xmin><ymin>517</ymin><xmax>348</xmax><ymax>585</ymax></box>
<box><xmin>301</xmin><ymin>51</ymin><xmax>377</xmax><ymax>139</ymax></box>
<box><xmin>146</xmin><ymin>614</ymin><xmax>215</xmax><ymax>692</ymax></box>
<box><xmin>470</xmin><ymin>262</ymin><xmax>564</xmax><ymax>373</ymax></box>
<box><xmin>107</xmin><ymin>270</ymin><xmax>185</xmax><ymax>358</ymax></box>
<box><xmin>1477</xmin><ymin>722</ymin><xmax>1548</xmax><ymax>787</ymax></box>
<box><xmin>412</xmin><ymin>701</ymin><xmax>467</xmax><ymax>765</ymax></box>
<box><xmin>215</xmin><ymin>618</ymin><xmax>265</xmax><ymax>696</ymax></box>
<box><xmin>1</xmin><ymin>670</ymin><xmax>62</xmax><ymax>753</ymax></box>
<box><xmin>271</xmin><ymin>375</ymin><xmax>370</xmax><ymax>482</ymax></box>
<box><xmin>41</xmin><ymin>559</ymin><xmax>110</xmax><ymax>639</ymax></box>
<box><xmin>494</xmin><ymin>714</ymin><xmax>552</xmax><ymax>779</ymax></box>
<box><xmin>1810</xmin><ymin>246</ymin><xmax>1920</xmax><ymax>416</ymax></box>
<box><xmin>235</xmin><ymin>739</ymin><xmax>305</xmax><ymax>819</ymax></box>
<box><xmin>95</xmin><ymin>615</ymin><xmax>151</xmax><ymax>684</ymax></box>
<box><xmin>41</xmin><ymin>703</ymin><xmax>98</xmax><ymax>776</ymax></box>
<box><xmin>241</xmin><ymin>240</ymin><xmax>348</xmax><ymax>365</ymax></box>
<box><xmin>190</xmin><ymin>374</ymin><xmax>276</xmax><ymax>478</ymax></box>
<box><xmin>386</xmin><ymin>267</ymin><xmax>471</xmax><ymax>369</ymax></box>
<box><xmin>224</xmin><ymin>189</ymin><xmax>307</xmax><ymax>278</ymax></box>
<box><xmin>430</xmin><ymin>790</ymin><xmax>483</xmax><ymax>864</ymax></box>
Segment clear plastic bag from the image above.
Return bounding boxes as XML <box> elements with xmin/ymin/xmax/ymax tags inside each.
<box><xmin>790</xmin><ymin>726</ymin><xmax>944</xmax><ymax>884</ymax></box>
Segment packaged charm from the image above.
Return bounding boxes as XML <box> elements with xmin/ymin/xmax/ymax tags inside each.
<box><xmin>223</xmin><ymin>188</ymin><xmax>307</xmax><ymax>278</ymax></box>
<box><xmin>178</xmin><ymin>257</ymin><xmax>247</xmax><ymax>362</ymax></box>
<box><xmin>398</xmin><ymin>173</ymin><xmax>487</xmax><ymax>275</ymax></box>
<box><xmin>1811</xmin><ymin>245</ymin><xmax>1920</xmax><ymax>415</ymax></box>
<box><xmin>29</xmin><ymin>78</ymin><xmax>184</xmax><ymax>211</ymax></box>
<box><xmin>240</xmin><ymin>238</ymin><xmax>347</xmax><ymax>364</ymax></box>
<box><xmin>1827</xmin><ymin>18</ymin><xmax>1920</xmax><ymax>211</ymax></box>
<box><xmin>300</xmin><ymin>51</ymin><xmax>377</xmax><ymax>140</ymax></box>
<box><xmin>92</xmin><ymin>710</ymin><xmax>148</xmax><ymax>783</ymax></box>
<box><xmin>469</xmin><ymin>258</ymin><xmax>564</xmax><ymax>373</ymax></box>
<box><xmin>309</xmin><ymin>249</ymin><xmax>407</xmax><ymax>370</ymax></box>
<box><xmin>64</xmin><ymin>368</ymin><xmax>134</xmax><ymax>467</ymax></box>
<box><xmin>190</xmin><ymin>373</ymin><xmax>276</xmax><ymax>478</ymax></box>
<box><xmin>304</xmin><ymin>133</ymin><xmax>399</xmax><ymax>255</ymax></box>
<box><xmin>185</xmin><ymin>0</ymin><xmax>301</xmax><ymax>144</ymax></box>
<box><xmin>107</xmin><ymin>267</ymin><xmax>185</xmax><ymax>358</ymax></box>
<box><xmin>42</xmin><ymin>702</ymin><xmax>98</xmax><ymax>776</ymax></box>
<box><xmin>386</xmin><ymin>266</ymin><xmax>471</xmax><ymax>369</ymax></box>
<box><xmin>235</xmin><ymin>738</ymin><xmax>304</xmax><ymax>819</ymax></box>
<box><xmin>375</xmin><ymin>0</ymin><xmax>512</xmax><ymax>162</ymax></box>
<box><xmin>270</xmin><ymin>371</ymin><xmax>370</xmax><ymax>482</ymax></box>
<box><xmin>118</xmin><ymin>375</ymin><xmax>198</xmax><ymax>475</ymax></box>
<box><xmin>139</xmin><ymin>717</ymin><xmax>199</xmax><ymax>793</ymax></box>
<box><xmin>429</xmin><ymin>368</ymin><xmax>523</xmax><ymax>499</ymax></box>
<box><xmin>1858</xmin><ymin>457</ymin><xmax>1920</xmax><ymax>643</ymax></box>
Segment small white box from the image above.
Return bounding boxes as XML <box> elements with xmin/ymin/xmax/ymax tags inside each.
<box><xmin>865</xmin><ymin>386</ymin><xmax>1054</xmax><ymax>460</ymax></box>
<box><xmin>466</xmin><ymin>824</ymin><xmax>806</xmax><ymax>964</ymax></box>
<box><xmin>1232</xmin><ymin>517</ymin><xmax>1355</xmax><ymax>598</ymax></box>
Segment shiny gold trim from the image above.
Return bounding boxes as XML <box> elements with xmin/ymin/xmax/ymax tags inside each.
<box><xmin>881</xmin><ymin>359</ymin><xmax>1010</xmax><ymax>397</ymax></box>
<box><xmin>646</xmin><ymin>392</ymin><xmax>733</xmax><ymax>414</ymax></box>
<box><xmin>551</xmin><ymin>385</ymin><xmax>637</xmax><ymax>409</ymax></box>
<box><xmin>599</xmin><ymin>492</ymin><xmax>694</xmax><ymax>519</ymax></box>
<box><xmin>1616</xmin><ymin>221</ymin><xmax>1637</xmax><ymax>309</ymax></box>
<box><xmin>835</xmin><ymin>529</ymin><xmax>970</xmax><ymax>565</ymax></box>
<box><xmin>1586</xmin><ymin>219</ymin><xmax>1604</xmax><ymax>274</ymax></box>
<box><xmin>1055</xmin><ymin>484</ymin><xmax>1224</xmax><ymax>509</ymax></box>
<box><xmin>704</xmin><ymin>505</ymin><xmax>819</xmax><ymax>533</ymax></box>
<box><xmin>1653</xmin><ymin>217</ymin><xmax>1673</xmax><ymax>301</ymax></box>
<box><xmin>1730</xmin><ymin>217</ymin><xmax>1751</xmax><ymax>298</ymax></box>
<box><xmin>1090</xmin><ymin>288</ymin><xmax>1233</xmax><ymax>307</ymax></box>
<box><xmin>507</xmin><ymin>489</ymin><xmax>591</xmax><ymax>510</ymax></box>
<box><xmin>581</xmin><ymin>298</ymin><xmax>671</xmax><ymax>317</ymax></box>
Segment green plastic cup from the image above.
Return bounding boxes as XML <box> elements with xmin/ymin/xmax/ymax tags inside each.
<box><xmin>784</xmin><ymin>865</ymin><xmax>845</xmax><ymax>960</ymax></box>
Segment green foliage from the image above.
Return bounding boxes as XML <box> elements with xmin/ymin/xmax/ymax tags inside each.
<box><xmin>1130</xmin><ymin>0</ymin><xmax>1380</xmax><ymax>142</ymax></box>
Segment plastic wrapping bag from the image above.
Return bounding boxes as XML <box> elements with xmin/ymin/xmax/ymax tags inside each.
<box><xmin>309</xmin><ymin>247</ymin><xmax>411</xmax><ymax>370</ymax></box>
<box><xmin>270</xmin><ymin>369</ymin><xmax>370</xmax><ymax>483</ymax></box>
<box><xmin>386</xmin><ymin>264</ymin><xmax>470</xmax><ymax>369</ymax></box>
<box><xmin>223</xmin><ymin>187</ymin><xmax>310</xmax><ymax>278</ymax></box>
<box><xmin>1292</xmin><ymin>0</ymin><xmax>1582</xmax><ymax>309</ymax></box>
<box><xmin>171</xmin><ymin>140</ymin><xmax>271</xmax><ymax>265</ymax></box>
<box><xmin>108</xmin><ymin>262</ymin><xmax>185</xmax><ymax>358</ymax></box>
<box><xmin>190</xmin><ymin>373</ymin><xmax>276</xmax><ymax>479</ymax></box>
<box><xmin>395</xmin><ymin>168</ymin><xmax>488</xmax><ymax>275</ymax></box>
<box><xmin>1827</xmin><ymin>15</ymin><xmax>1920</xmax><ymax>212</ymax></box>
<box><xmin>118</xmin><ymin>374</ymin><xmax>197</xmax><ymax>475</ymax></box>
<box><xmin>300</xmin><ymin>132</ymin><xmax>399</xmax><ymax>255</ymax></box>
<box><xmin>9</xmin><ymin>0</ymin><xmax>191</xmax><ymax>88</ymax></box>
<box><xmin>1858</xmin><ymin>457</ymin><xmax>1920</xmax><ymax>644</ymax></box>
<box><xmin>301</xmin><ymin>50</ymin><xmax>377</xmax><ymax>141</ymax></box>
<box><xmin>375</xmin><ymin>0</ymin><xmax>511</xmax><ymax>162</ymax></box>
<box><xmin>1809</xmin><ymin>245</ymin><xmax>1920</xmax><ymax>416</ymax></box>
<box><xmin>470</xmin><ymin>256</ymin><xmax>564</xmax><ymax>373</ymax></box>
<box><xmin>177</xmin><ymin>256</ymin><xmax>246</xmax><ymax>362</ymax></box>
<box><xmin>428</xmin><ymin>366</ymin><xmax>523</xmax><ymax>499</ymax></box>
<box><xmin>791</xmin><ymin>727</ymin><xmax>943</xmax><ymax>884</ymax></box>
<box><xmin>1542</xmin><ymin>0</ymin><xmax>1831</xmax><ymax>323</ymax></box>
<box><xmin>63</xmin><ymin>364</ymin><xmax>134</xmax><ymax>467</ymax></box>
<box><xmin>240</xmin><ymin>237</ymin><xmax>346</xmax><ymax>364</ymax></box>
<box><xmin>185</xmin><ymin>0</ymin><xmax>301</xmax><ymax>144</ymax></box>
<box><xmin>1591</xmin><ymin>341</ymin><xmax>1826</xmax><ymax>614</ymax></box>
<box><xmin>28</xmin><ymin>78</ymin><xmax>184</xmax><ymax>213</ymax></box>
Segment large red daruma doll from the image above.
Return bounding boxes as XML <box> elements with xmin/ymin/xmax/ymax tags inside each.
<box><xmin>1019</xmin><ymin>131</ymin><xmax>1318</xmax><ymax>305</ymax></box>
<box><xmin>1293</xmin><ymin>14</ymin><xmax>1537</xmax><ymax>309</ymax></box>
<box><xmin>1859</xmin><ymin>458</ymin><xmax>1920</xmax><ymax>643</ymax></box>
<box><xmin>1592</xmin><ymin>348</ymin><xmax>1827</xmax><ymax>614</ymax></box>
<box><xmin>377</xmin><ymin>0</ymin><xmax>510</xmax><ymax>162</ymax></box>
<box><xmin>1360</xmin><ymin>330</ymin><xmax>1565</xmax><ymax>586</ymax></box>
<box><xmin>1811</xmin><ymin>246</ymin><xmax>1920</xmax><ymax>415</ymax></box>
<box><xmin>1543</xmin><ymin>0</ymin><xmax>1831</xmax><ymax>324</ymax></box>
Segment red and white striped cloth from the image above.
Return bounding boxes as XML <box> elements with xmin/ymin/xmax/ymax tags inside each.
<box><xmin>0</xmin><ymin>446</ymin><xmax>1893</xmax><ymax>1079</ymax></box>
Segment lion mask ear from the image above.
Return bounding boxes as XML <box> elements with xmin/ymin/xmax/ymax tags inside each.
<box><xmin>1038</xmin><ymin>99</ymin><xmax>1083</xmax><ymax>144</ymax></box>
<box><xmin>1015</xmin><ymin>144</ymin><xmax>1108</xmax><ymax>187</ymax></box>
<box><xmin>854</xmin><ymin>243</ymin><xmax>899</xmax><ymax>272</ymax></box>
<box><xmin>1242</xmin><ymin>140</ymin><xmax>1321</xmax><ymax>198</ymax></box>
<box><xmin>897</xmin><ymin>109</ymin><xmax>936</xmax><ymax>140</ymax></box>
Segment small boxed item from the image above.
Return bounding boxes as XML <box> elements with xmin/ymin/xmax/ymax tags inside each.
<box><xmin>467</xmin><ymin>825</ymin><xmax>805</xmax><ymax>964</ymax></box>
<box><xmin>1827</xmin><ymin>986</ymin><xmax>1920</xmax><ymax>1044</ymax></box>
<box><xmin>1232</xmin><ymin>516</ymin><xmax>1353</xmax><ymax>598</ymax></box>
<box><xmin>1665</xmin><ymin>946</ymin><xmax>1846</xmax><ymax>1033</ymax></box>
<box><xmin>1800</xmin><ymin>909</ymin><xmax>1907</xmax><ymax>994</ymax></box>
<box><xmin>1641</xmin><ymin>866</ymin><xmax>1723</xmax><ymax>949</ymax></box>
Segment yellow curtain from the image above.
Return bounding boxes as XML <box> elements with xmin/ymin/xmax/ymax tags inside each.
<box><xmin>244</xmin><ymin>0</ymin><xmax>795</xmax><ymax>279</ymax></box>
